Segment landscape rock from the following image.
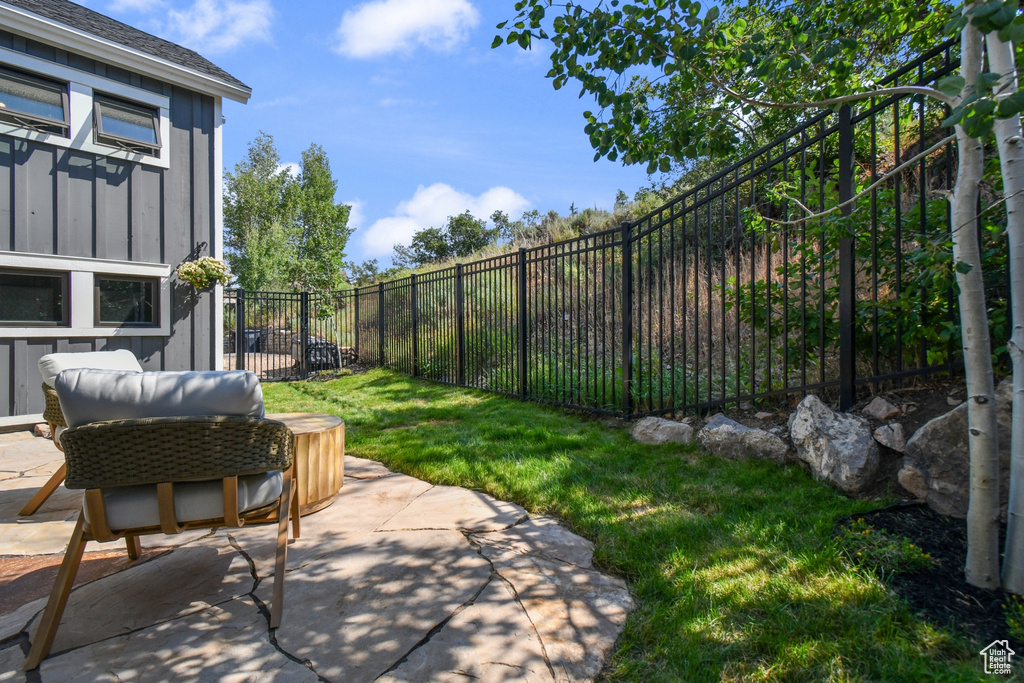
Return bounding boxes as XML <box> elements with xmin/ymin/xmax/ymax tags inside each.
<box><xmin>947</xmin><ymin>396</ymin><xmax>962</xmax><ymax>406</ymax></box>
<box><xmin>790</xmin><ymin>395</ymin><xmax>879</xmax><ymax>494</ymax></box>
<box><xmin>862</xmin><ymin>396</ymin><xmax>900</xmax><ymax>422</ymax></box>
<box><xmin>631</xmin><ymin>417</ymin><xmax>694</xmax><ymax>445</ymax></box>
<box><xmin>898</xmin><ymin>379</ymin><xmax>1012</xmax><ymax>518</ymax></box>
<box><xmin>754</xmin><ymin>411</ymin><xmax>774</xmax><ymax>420</ymax></box>
<box><xmin>697</xmin><ymin>414</ymin><xmax>789</xmax><ymax>464</ymax></box>
<box><xmin>873</xmin><ymin>423</ymin><xmax>907</xmax><ymax>453</ymax></box>
<box><xmin>32</xmin><ymin>423</ymin><xmax>51</xmax><ymax>440</ymax></box>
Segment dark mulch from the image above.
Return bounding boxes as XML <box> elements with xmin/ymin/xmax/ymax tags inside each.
<box><xmin>839</xmin><ymin>502</ymin><xmax>1020</xmax><ymax>652</ymax></box>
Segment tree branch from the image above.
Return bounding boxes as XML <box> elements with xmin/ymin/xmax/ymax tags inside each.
<box><xmin>761</xmin><ymin>133</ymin><xmax>956</xmax><ymax>226</ymax></box>
<box><xmin>691</xmin><ymin>63</ymin><xmax>956</xmax><ymax>109</ymax></box>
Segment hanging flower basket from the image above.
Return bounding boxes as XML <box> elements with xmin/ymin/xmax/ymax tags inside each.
<box><xmin>176</xmin><ymin>257</ymin><xmax>231</xmax><ymax>290</ymax></box>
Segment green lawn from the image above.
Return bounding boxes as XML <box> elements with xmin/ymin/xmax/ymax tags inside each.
<box><xmin>263</xmin><ymin>369</ymin><xmax>984</xmax><ymax>682</ymax></box>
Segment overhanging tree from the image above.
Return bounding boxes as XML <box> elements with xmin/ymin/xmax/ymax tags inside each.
<box><xmin>497</xmin><ymin>0</ymin><xmax>1024</xmax><ymax>589</ymax></box>
<box><xmin>223</xmin><ymin>132</ymin><xmax>297</xmax><ymax>291</ymax></box>
<box><xmin>291</xmin><ymin>144</ymin><xmax>353</xmax><ymax>295</ymax></box>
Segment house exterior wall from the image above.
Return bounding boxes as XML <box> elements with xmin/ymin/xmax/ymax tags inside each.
<box><xmin>0</xmin><ymin>29</ymin><xmax>221</xmax><ymax>417</ymax></box>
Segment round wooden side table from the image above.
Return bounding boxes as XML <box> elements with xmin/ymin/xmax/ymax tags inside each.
<box><xmin>267</xmin><ymin>413</ymin><xmax>345</xmax><ymax>516</ymax></box>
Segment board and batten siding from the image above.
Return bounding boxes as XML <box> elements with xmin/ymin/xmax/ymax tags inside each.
<box><xmin>0</xmin><ymin>30</ymin><xmax>220</xmax><ymax>417</ymax></box>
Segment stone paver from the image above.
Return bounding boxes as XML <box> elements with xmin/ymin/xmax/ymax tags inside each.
<box><xmin>0</xmin><ymin>431</ymin><xmax>633</xmax><ymax>682</ymax></box>
<box><xmin>344</xmin><ymin>455</ymin><xmax>393</xmax><ymax>480</ymax></box>
<box><xmin>380</xmin><ymin>578</ymin><xmax>555</xmax><ymax>683</ymax></box>
<box><xmin>259</xmin><ymin>529</ymin><xmax>492</xmax><ymax>682</ymax></box>
<box><xmin>379</xmin><ymin>484</ymin><xmax>527</xmax><ymax>533</ymax></box>
<box><xmin>38</xmin><ymin>597</ymin><xmax>319</xmax><ymax>683</ymax></box>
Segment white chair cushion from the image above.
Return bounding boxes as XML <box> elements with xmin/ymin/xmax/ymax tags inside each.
<box><xmin>55</xmin><ymin>370</ymin><xmax>265</xmax><ymax>428</ymax></box>
<box><xmin>38</xmin><ymin>350</ymin><xmax>143</xmax><ymax>387</ymax></box>
<box><xmin>83</xmin><ymin>471</ymin><xmax>283</xmax><ymax>530</ymax></box>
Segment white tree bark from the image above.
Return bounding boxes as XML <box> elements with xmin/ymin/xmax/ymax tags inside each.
<box><xmin>957</xmin><ymin>17</ymin><xmax>1002</xmax><ymax>589</ymax></box>
<box><xmin>986</xmin><ymin>30</ymin><xmax>1024</xmax><ymax>594</ymax></box>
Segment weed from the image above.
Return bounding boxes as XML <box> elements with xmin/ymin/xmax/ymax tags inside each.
<box><xmin>839</xmin><ymin>517</ymin><xmax>936</xmax><ymax>575</ymax></box>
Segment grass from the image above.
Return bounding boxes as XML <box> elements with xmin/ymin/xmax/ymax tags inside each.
<box><xmin>263</xmin><ymin>368</ymin><xmax>986</xmax><ymax>682</ymax></box>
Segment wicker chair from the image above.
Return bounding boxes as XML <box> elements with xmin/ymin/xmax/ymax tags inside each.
<box><xmin>21</xmin><ymin>350</ymin><xmax>144</xmax><ymax>516</ymax></box>
<box><xmin>24</xmin><ymin>370</ymin><xmax>299</xmax><ymax>671</ymax></box>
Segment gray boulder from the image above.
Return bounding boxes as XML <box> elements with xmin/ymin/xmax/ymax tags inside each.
<box><xmin>697</xmin><ymin>414</ymin><xmax>789</xmax><ymax>463</ymax></box>
<box><xmin>790</xmin><ymin>395</ymin><xmax>879</xmax><ymax>494</ymax></box>
<box><xmin>898</xmin><ymin>379</ymin><xmax>1012</xmax><ymax>518</ymax></box>
<box><xmin>873</xmin><ymin>423</ymin><xmax>906</xmax><ymax>453</ymax></box>
<box><xmin>631</xmin><ymin>417</ymin><xmax>694</xmax><ymax>445</ymax></box>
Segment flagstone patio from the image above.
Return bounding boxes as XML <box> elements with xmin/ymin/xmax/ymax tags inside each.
<box><xmin>0</xmin><ymin>430</ymin><xmax>632</xmax><ymax>682</ymax></box>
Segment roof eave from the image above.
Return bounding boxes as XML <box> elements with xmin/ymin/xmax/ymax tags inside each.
<box><xmin>0</xmin><ymin>2</ymin><xmax>251</xmax><ymax>103</ymax></box>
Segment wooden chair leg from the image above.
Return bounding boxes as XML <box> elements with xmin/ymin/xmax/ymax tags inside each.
<box><xmin>270</xmin><ymin>470</ymin><xmax>293</xmax><ymax>629</ymax></box>
<box><xmin>24</xmin><ymin>513</ymin><xmax>88</xmax><ymax>670</ymax></box>
<box><xmin>290</xmin><ymin>477</ymin><xmax>301</xmax><ymax>540</ymax></box>
<box><xmin>19</xmin><ymin>463</ymin><xmax>67</xmax><ymax>517</ymax></box>
<box><xmin>125</xmin><ymin>535</ymin><xmax>141</xmax><ymax>561</ymax></box>
<box><xmin>49</xmin><ymin>423</ymin><xmax>64</xmax><ymax>452</ymax></box>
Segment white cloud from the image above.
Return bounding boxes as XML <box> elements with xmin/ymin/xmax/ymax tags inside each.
<box><xmin>276</xmin><ymin>162</ymin><xmax>300</xmax><ymax>178</ymax></box>
<box><xmin>359</xmin><ymin>183</ymin><xmax>530</xmax><ymax>258</ymax></box>
<box><xmin>335</xmin><ymin>0</ymin><xmax>479</xmax><ymax>59</ymax></box>
<box><xmin>253</xmin><ymin>95</ymin><xmax>304</xmax><ymax>110</ymax></box>
<box><xmin>107</xmin><ymin>0</ymin><xmax>165</xmax><ymax>11</ymax></box>
<box><xmin>165</xmin><ymin>0</ymin><xmax>274</xmax><ymax>54</ymax></box>
<box><xmin>345</xmin><ymin>200</ymin><xmax>366</xmax><ymax>231</ymax></box>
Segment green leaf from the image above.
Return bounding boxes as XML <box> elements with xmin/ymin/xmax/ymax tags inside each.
<box><xmin>999</xmin><ymin>16</ymin><xmax>1024</xmax><ymax>43</ymax></box>
<box><xmin>997</xmin><ymin>90</ymin><xmax>1024</xmax><ymax>117</ymax></box>
<box><xmin>506</xmin><ymin>31</ymin><xmax>519</xmax><ymax>45</ymax></box>
<box><xmin>936</xmin><ymin>75</ymin><xmax>965</xmax><ymax>97</ymax></box>
<box><xmin>943</xmin><ymin>14</ymin><xmax>968</xmax><ymax>35</ymax></box>
<box><xmin>955</xmin><ymin>261</ymin><xmax>974</xmax><ymax>274</ymax></box>
<box><xmin>974</xmin><ymin>98</ymin><xmax>997</xmax><ymax>117</ymax></box>
<box><xmin>658</xmin><ymin>158</ymin><xmax>671</xmax><ymax>173</ymax></box>
<box><xmin>704</xmin><ymin>6</ymin><xmax>719</xmax><ymax>22</ymax></box>
<box><xmin>491</xmin><ymin>35</ymin><xmax>503</xmax><ymax>49</ymax></box>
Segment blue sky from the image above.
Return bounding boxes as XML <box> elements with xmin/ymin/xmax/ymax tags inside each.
<box><xmin>79</xmin><ymin>0</ymin><xmax>657</xmax><ymax>266</ymax></box>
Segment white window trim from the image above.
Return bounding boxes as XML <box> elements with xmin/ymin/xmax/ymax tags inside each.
<box><xmin>0</xmin><ymin>251</ymin><xmax>171</xmax><ymax>337</ymax></box>
<box><xmin>0</xmin><ymin>46</ymin><xmax>170</xmax><ymax>169</ymax></box>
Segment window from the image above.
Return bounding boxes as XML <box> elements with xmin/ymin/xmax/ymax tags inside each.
<box><xmin>0</xmin><ymin>270</ymin><xmax>68</xmax><ymax>325</ymax></box>
<box><xmin>95</xmin><ymin>276</ymin><xmax>157</xmax><ymax>326</ymax></box>
<box><xmin>93</xmin><ymin>94</ymin><xmax>160</xmax><ymax>155</ymax></box>
<box><xmin>0</xmin><ymin>66</ymin><xmax>69</xmax><ymax>136</ymax></box>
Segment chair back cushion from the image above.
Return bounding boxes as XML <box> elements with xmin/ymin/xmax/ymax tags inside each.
<box><xmin>38</xmin><ymin>350</ymin><xmax>143</xmax><ymax>387</ymax></box>
<box><xmin>55</xmin><ymin>370</ymin><xmax>265</xmax><ymax>428</ymax></box>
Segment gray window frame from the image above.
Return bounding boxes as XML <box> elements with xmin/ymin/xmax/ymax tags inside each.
<box><xmin>0</xmin><ymin>268</ymin><xmax>69</xmax><ymax>327</ymax></box>
<box><xmin>0</xmin><ymin>65</ymin><xmax>70</xmax><ymax>137</ymax></box>
<box><xmin>93</xmin><ymin>275</ymin><xmax>160</xmax><ymax>328</ymax></box>
<box><xmin>92</xmin><ymin>93</ymin><xmax>161</xmax><ymax>156</ymax></box>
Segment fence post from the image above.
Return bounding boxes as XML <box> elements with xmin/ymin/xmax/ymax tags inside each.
<box><xmin>378</xmin><ymin>282</ymin><xmax>386</xmax><ymax>367</ymax></box>
<box><xmin>455</xmin><ymin>264</ymin><xmax>466</xmax><ymax>386</ymax></box>
<box><xmin>354</xmin><ymin>288</ymin><xmax>360</xmax><ymax>361</ymax></box>
<box><xmin>621</xmin><ymin>222</ymin><xmax>634</xmax><ymax>418</ymax></box>
<box><xmin>838</xmin><ymin>103</ymin><xmax>857</xmax><ymax>411</ymax></box>
<box><xmin>300</xmin><ymin>291</ymin><xmax>310</xmax><ymax>380</ymax></box>
<box><xmin>410</xmin><ymin>274</ymin><xmax>419</xmax><ymax>377</ymax></box>
<box><xmin>234</xmin><ymin>288</ymin><xmax>245</xmax><ymax>370</ymax></box>
<box><xmin>517</xmin><ymin>248</ymin><xmax>528</xmax><ymax>399</ymax></box>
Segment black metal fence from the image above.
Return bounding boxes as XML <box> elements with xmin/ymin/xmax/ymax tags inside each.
<box><xmin>226</xmin><ymin>38</ymin><xmax>997</xmax><ymax>417</ymax></box>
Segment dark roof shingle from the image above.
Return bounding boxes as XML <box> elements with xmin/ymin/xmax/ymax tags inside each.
<box><xmin>1</xmin><ymin>0</ymin><xmax>249</xmax><ymax>92</ymax></box>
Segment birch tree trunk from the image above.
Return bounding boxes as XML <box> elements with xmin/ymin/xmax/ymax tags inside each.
<box><xmin>986</xmin><ymin>30</ymin><xmax>1024</xmax><ymax>593</ymax></box>
<box><xmin>956</xmin><ymin>17</ymin><xmax>1002</xmax><ymax>589</ymax></box>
